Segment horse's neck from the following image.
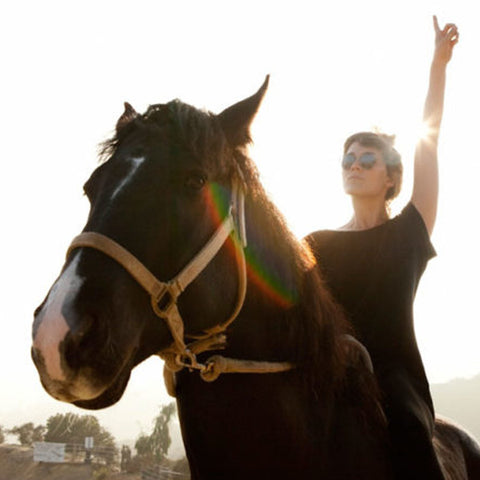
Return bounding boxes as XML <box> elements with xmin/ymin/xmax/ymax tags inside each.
<box><xmin>226</xmin><ymin>196</ymin><xmax>302</xmax><ymax>357</ymax></box>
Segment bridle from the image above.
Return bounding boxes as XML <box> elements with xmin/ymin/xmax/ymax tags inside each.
<box><xmin>67</xmin><ymin>180</ymin><xmax>249</xmax><ymax>375</ymax></box>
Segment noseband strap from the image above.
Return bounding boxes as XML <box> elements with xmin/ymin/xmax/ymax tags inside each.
<box><xmin>67</xmin><ymin>185</ymin><xmax>247</xmax><ymax>371</ymax></box>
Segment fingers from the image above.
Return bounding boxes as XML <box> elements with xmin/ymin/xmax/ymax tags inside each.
<box><xmin>445</xmin><ymin>23</ymin><xmax>459</xmax><ymax>45</ymax></box>
<box><xmin>443</xmin><ymin>23</ymin><xmax>457</xmax><ymax>35</ymax></box>
<box><xmin>449</xmin><ymin>29</ymin><xmax>459</xmax><ymax>45</ymax></box>
<box><xmin>433</xmin><ymin>15</ymin><xmax>459</xmax><ymax>44</ymax></box>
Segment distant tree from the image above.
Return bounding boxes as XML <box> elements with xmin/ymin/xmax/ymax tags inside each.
<box><xmin>44</xmin><ymin>413</ymin><xmax>117</xmax><ymax>464</ymax></box>
<box><xmin>150</xmin><ymin>402</ymin><xmax>176</xmax><ymax>461</ymax></box>
<box><xmin>134</xmin><ymin>434</ymin><xmax>153</xmax><ymax>457</ymax></box>
<box><xmin>0</xmin><ymin>425</ymin><xmax>5</xmax><ymax>444</ymax></box>
<box><xmin>44</xmin><ymin>413</ymin><xmax>114</xmax><ymax>446</ymax></box>
<box><xmin>9</xmin><ymin>422</ymin><xmax>45</xmax><ymax>446</ymax></box>
<box><xmin>134</xmin><ymin>402</ymin><xmax>176</xmax><ymax>465</ymax></box>
<box><xmin>33</xmin><ymin>425</ymin><xmax>45</xmax><ymax>443</ymax></box>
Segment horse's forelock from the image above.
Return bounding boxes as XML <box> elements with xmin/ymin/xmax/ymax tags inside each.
<box><xmin>99</xmin><ymin>100</ymin><xmax>240</xmax><ymax>181</ymax></box>
<box><xmin>166</xmin><ymin>100</ymin><xmax>228</xmax><ymax>167</ymax></box>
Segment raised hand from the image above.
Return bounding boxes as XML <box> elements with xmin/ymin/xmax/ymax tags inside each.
<box><xmin>433</xmin><ymin>15</ymin><xmax>459</xmax><ymax>64</ymax></box>
<box><xmin>411</xmin><ymin>16</ymin><xmax>459</xmax><ymax>234</ymax></box>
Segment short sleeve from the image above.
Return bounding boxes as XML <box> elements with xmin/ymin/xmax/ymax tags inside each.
<box><xmin>395</xmin><ymin>203</ymin><xmax>436</xmax><ymax>262</ymax></box>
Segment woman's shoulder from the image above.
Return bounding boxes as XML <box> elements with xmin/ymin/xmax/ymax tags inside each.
<box><xmin>391</xmin><ymin>202</ymin><xmax>431</xmax><ymax>235</ymax></box>
<box><xmin>304</xmin><ymin>229</ymin><xmax>338</xmax><ymax>256</ymax></box>
<box><xmin>389</xmin><ymin>202</ymin><xmax>436</xmax><ymax>259</ymax></box>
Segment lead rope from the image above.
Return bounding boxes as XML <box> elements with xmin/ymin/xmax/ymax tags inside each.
<box><xmin>161</xmin><ymin>335</ymin><xmax>373</xmax><ymax>398</ymax></box>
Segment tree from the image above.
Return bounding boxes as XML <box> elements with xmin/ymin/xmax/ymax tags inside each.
<box><xmin>44</xmin><ymin>413</ymin><xmax>117</xmax><ymax>464</ymax></box>
<box><xmin>44</xmin><ymin>413</ymin><xmax>114</xmax><ymax>446</ymax></box>
<box><xmin>9</xmin><ymin>422</ymin><xmax>45</xmax><ymax>446</ymax></box>
<box><xmin>134</xmin><ymin>402</ymin><xmax>176</xmax><ymax>464</ymax></box>
<box><xmin>151</xmin><ymin>402</ymin><xmax>176</xmax><ymax>461</ymax></box>
<box><xmin>0</xmin><ymin>425</ymin><xmax>5</xmax><ymax>444</ymax></box>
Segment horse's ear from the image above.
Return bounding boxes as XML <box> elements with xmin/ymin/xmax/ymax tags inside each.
<box><xmin>116</xmin><ymin>102</ymin><xmax>138</xmax><ymax>132</ymax></box>
<box><xmin>218</xmin><ymin>75</ymin><xmax>269</xmax><ymax>147</ymax></box>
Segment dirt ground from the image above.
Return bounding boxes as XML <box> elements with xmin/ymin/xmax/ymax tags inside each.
<box><xmin>0</xmin><ymin>445</ymin><xmax>141</xmax><ymax>480</ymax></box>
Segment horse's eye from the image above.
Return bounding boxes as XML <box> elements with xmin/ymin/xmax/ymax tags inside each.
<box><xmin>185</xmin><ymin>175</ymin><xmax>206</xmax><ymax>191</ymax></box>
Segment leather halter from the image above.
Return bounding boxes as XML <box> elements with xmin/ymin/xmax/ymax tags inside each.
<box><xmin>67</xmin><ymin>182</ymin><xmax>248</xmax><ymax>372</ymax></box>
<box><xmin>66</xmin><ymin>180</ymin><xmax>372</xmax><ymax>395</ymax></box>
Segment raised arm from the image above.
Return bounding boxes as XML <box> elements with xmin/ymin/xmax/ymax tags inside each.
<box><xmin>411</xmin><ymin>15</ymin><xmax>459</xmax><ymax>235</ymax></box>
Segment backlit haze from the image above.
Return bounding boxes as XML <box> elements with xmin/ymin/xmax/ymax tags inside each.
<box><xmin>1</xmin><ymin>0</ymin><xmax>479</xmax><ymax>449</ymax></box>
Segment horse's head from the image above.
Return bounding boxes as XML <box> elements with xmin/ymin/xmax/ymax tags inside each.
<box><xmin>32</xmin><ymin>77</ymin><xmax>269</xmax><ymax>409</ymax></box>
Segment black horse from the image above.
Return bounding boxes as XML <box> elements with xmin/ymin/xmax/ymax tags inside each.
<box><xmin>32</xmin><ymin>78</ymin><xmax>480</xmax><ymax>479</ymax></box>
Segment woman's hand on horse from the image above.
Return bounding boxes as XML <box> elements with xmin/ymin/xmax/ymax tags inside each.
<box><xmin>433</xmin><ymin>15</ymin><xmax>459</xmax><ymax>65</ymax></box>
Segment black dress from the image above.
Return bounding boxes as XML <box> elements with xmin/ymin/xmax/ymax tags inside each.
<box><xmin>306</xmin><ymin>203</ymin><xmax>444</xmax><ymax>479</ymax></box>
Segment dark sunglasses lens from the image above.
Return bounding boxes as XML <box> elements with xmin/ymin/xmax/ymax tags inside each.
<box><xmin>342</xmin><ymin>153</ymin><xmax>355</xmax><ymax>170</ymax></box>
<box><xmin>359</xmin><ymin>153</ymin><xmax>376</xmax><ymax>169</ymax></box>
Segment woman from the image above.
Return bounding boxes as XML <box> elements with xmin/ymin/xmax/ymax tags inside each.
<box><xmin>306</xmin><ymin>17</ymin><xmax>458</xmax><ymax>480</ymax></box>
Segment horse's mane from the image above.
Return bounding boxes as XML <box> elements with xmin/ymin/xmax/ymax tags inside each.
<box><xmin>100</xmin><ymin>99</ymin><xmax>384</xmax><ymax>422</ymax></box>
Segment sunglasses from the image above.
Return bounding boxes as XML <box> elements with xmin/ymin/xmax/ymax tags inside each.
<box><xmin>342</xmin><ymin>152</ymin><xmax>377</xmax><ymax>170</ymax></box>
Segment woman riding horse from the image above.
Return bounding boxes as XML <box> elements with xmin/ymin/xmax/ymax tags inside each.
<box><xmin>306</xmin><ymin>16</ymin><xmax>459</xmax><ymax>479</ymax></box>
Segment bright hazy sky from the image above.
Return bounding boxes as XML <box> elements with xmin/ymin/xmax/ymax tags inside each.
<box><xmin>1</xmin><ymin>0</ymin><xmax>479</xmax><ymax>445</ymax></box>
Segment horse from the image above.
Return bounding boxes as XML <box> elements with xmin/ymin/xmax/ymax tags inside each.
<box><xmin>31</xmin><ymin>77</ymin><xmax>480</xmax><ymax>479</ymax></box>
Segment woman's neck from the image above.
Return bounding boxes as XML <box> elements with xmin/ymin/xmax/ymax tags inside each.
<box><xmin>341</xmin><ymin>197</ymin><xmax>389</xmax><ymax>231</ymax></box>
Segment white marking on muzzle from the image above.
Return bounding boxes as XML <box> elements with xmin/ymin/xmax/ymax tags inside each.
<box><xmin>33</xmin><ymin>254</ymin><xmax>84</xmax><ymax>382</ymax></box>
<box><xmin>111</xmin><ymin>156</ymin><xmax>145</xmax><ymax>200</ymax></box>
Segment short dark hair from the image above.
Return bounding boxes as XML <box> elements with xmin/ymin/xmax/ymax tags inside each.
<box><xmin>344</xmin><ymin>131</ymin><xmax>403</xmax><ymax>201</ymax></box>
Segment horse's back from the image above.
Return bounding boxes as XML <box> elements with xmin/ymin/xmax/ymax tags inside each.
<box><xmin>434</xmin><ymin>416</ymin><xmax>480</xmax><ymax>480</ymax></box>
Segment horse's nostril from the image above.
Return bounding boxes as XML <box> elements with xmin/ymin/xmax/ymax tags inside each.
<box><xmin>72</xmin><ymin>315</ymin><xmax>95</xmax><ymax>341</ymax></box>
